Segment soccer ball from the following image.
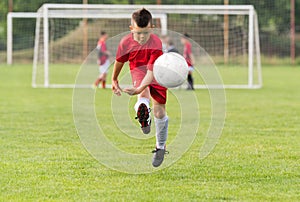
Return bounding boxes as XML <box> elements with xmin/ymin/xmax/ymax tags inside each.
<box><xmin>153</xmin><ymin>52</ymin><xmax>189</xmax><ymax>88</ymax></box>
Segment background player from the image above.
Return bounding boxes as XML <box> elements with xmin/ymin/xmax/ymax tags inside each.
<box><xmin>161</xmin><ymin>35</ymin><xmax>179</xmax><ymax>53</ymax></box>
<box><xmin>181</xmin><ymin>33</ymin><xmax>195</xmax><ymax>90</ymax></box>
<box><xmin>94</xmin><ymin>31</ymin><xmax>110</xmax><ymax>89</ymax></box>
<box><xmin>111</xmin><ymin>8</ymin><xmax>168</xmax><ymax>167</ymax></box>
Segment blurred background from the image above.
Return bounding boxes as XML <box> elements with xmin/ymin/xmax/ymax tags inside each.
<box><xmin>0</xmin><ymin>0</ymin><xmax>299</xmax><ymax>65</ymax></box>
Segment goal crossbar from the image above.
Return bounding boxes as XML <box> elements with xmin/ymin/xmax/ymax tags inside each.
<box><xmin>42</xmin><ymin>4</ymin><xmax>254</xmax><ymax>12</ymax></box>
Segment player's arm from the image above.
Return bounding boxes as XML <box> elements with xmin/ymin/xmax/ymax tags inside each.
<box><xmin>112</xmin><ymin>61</ymin><xmax>124</xmax><ymax>96</ymax></box>
<box><xmin>186</xmin><ymin>43</ymin><xmax>195</xmax><ymax>66</ymax></box>
<box><xmin>190</xmin><ymin>53</ymin><xmax>195</xmax><ymax>66</ymax></box>
<box><xmin>123</xmin><ymin>70</ymin><xmax>154</xmax><ymax>95</ymax></box>
<box><xmin>100</xmin><ymin>45</ymin><xmax>111</xmax><ymax>56</ymax></box>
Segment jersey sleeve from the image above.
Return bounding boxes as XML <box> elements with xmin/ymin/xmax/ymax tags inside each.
<box><xmin>116</xmin><ymin>39</ymin><xmax>129</xmax><ymax>63</ymax></box>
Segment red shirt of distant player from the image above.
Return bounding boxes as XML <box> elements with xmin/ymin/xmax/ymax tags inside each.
<box><xmin>116</xmin><ymin>33</ymin><xmax>166</xmax><ymax>104</ymax></box>
<box><xmin>183</xmin><ymin>41</ymin><xmax>193</xmax><ymax>66</ymax></box>
<box><xmin>97</xmin><ymin>39</ymin><xmax>108</xmax><ymax>65</ymax></box>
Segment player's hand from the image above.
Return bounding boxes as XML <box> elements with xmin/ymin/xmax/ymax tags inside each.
<box><xmin>123</xmin><ymin>87</ymin><xmax>142</xmax><ymax>96</ymax></box>
<box><xmin>112</xmin><ymin>80</ymin><xmax>122</xmax><ymax>96</ymax></box>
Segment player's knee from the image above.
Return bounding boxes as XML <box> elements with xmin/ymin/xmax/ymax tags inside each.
<box><xmin>153</xmin><ymin>105</ymin><xmax>165</xmax><ymax>119</ymax></box>
<box><xmin>139</xmin><ymin>88</ymin><xmax>150</xmax><ymax>99</ymax></box>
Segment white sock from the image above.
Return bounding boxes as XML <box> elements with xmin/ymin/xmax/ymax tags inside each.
<box><xmin>134</xmin><ymin>97</ymin><xmax>150</xmax><ymax>113</ymax></box>
<box><xmin>154</xmin><ymin>115</ymin><xmax>168</xmax><ymax>149</ymax></box>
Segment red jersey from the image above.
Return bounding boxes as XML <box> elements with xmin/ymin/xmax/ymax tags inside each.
<box><xmin>116</xmin><ymin>33</ymin><xmax>167</xmax><ymax>104</ymax></box>
<box><xmin>97</xmin><ymin>39</ymin><xmax>108</xmax><ymax>65</ymax></box>
<box><xmin>116</xmin><ymin>33</ymin><xmax>163</xmax><ymax>71</ymax></box>
<box><xmin>183</xmin><ymin>41</ymin><xmax>193</xmax><ymax>66</ymax></box>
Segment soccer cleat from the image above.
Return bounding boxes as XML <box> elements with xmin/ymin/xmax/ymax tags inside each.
<box><xmin>135</xmin><ymin>103</ymin><xmax>151</xmax><ymax>134</ymax></box>
<box><xmin>152</xmin><ymin>148</ymin><xmax>169</xmax><ymax>167</ymax></box>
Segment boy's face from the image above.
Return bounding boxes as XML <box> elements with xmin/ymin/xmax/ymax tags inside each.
<box><xmin>130</xmin><ymin>21</ymin><xmax>152</xmax><ymax>45</ymax></box>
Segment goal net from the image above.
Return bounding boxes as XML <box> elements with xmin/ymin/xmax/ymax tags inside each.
<box><xmin>32</xmin><ymin>4</ymin><xmax>262</xmax><ymax>89</ymax></box>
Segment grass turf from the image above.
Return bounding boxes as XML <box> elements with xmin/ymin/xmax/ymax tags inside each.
<box><xmin>0</xmin><ymin>64</ymin><xmax>299</xmax><ymax>201</ymax></box>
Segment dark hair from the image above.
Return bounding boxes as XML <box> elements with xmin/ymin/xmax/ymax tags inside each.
<box><xmin>183</xmin><ymin>33</ymin><xmax>190</xmax><ymax>38</ymax></box>
<box><xmin>132</xmin><ymin>8</ymin><xmax>152</xmax><ymax>28</ymax></box>
<box><xmin>100</xmin><ymin>31</ymin><xmax>107</xmax><ymax>36</ymax></box>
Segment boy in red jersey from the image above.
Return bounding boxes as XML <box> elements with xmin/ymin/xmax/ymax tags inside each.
<box><xmin>112</xmin><ymin>8</ymin><xmax>168</xmax><ymax>167</ymax></box>
<box><xmin>94</xmin><ymin>31</ymin><xmax>110</xmax><ymax>88</ymax></box>
<box><xmin>181</xmin><ymin>33</ymin><xmax>195</xmax><ymax>90</ymax></box>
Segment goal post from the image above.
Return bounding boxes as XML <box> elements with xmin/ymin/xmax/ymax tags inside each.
<box><xmin>7</xmin><ymin>12</ymin><xmax>39</xmax><ymax>65</ymax></box>
<box><xmin>30</xmin><ymin>4</ymin><xmax>262</xmax><ymax>89</ymax></box>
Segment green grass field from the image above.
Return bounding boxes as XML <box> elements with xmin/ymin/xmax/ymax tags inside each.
<box><xmin>0</xmin><ymin>64</ymin><xmax>299</xmax><ymax>201</ymax></box>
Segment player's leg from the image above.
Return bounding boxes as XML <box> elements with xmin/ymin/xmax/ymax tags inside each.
<box><xmin>94</xmin><ymin>60</ymin><xmax>102</xmax><ymax>87</ymax></box>
<box><xmin>187</xmin><ymin>73</ymin><xmax>193</xmax><ymax>89</ymax></box>
<box><xmin>94</xmin><ymin>77</ymin><xmax>102</xmax><ymax>87</ymax></box>
<box><xmin>94</xmin><ymin>73</ymin><xmax>106</xmax><ymax>88</ymax></box>
<box><xmin>95</xmin><ymin>59</ymin><xmax>110</xmax><ymax>88</ymax></box>
<box><xmin>94</xmin><ymin>72</ymin><xmax>102</xmax><ymax>88</ymax></box>
<box><xmin>150</xmin><ymin>86</ymin><xmax>168</xmax><ymax>167</ymax></box>
<box><xmin>130</xmin><ymin>69</ymin><xmax>152</xmax><ymax>134</ymax></box>
<box><xmin>153</xmin><ymin>100</ymin><xmax>168</xmax><ymax>150</ymax></box>
<box><xmin>134</xmin><ymin>88</ymin><xmax>151</xmax><ymax>134</ymax></box>
<box><xmin>101</xmin><ymin>73</ymin><xmax>107</xmax><ymax>89</ymax></box>
<box><xmin>187</xmin><ymin>66</ymin><xmax>194</xmax><ymax>90</ymax></box>
<box><xmin>135</xmin><ymin>87</ymin><xmax>151</xmax><ymax>110</ymax></box>
<box><xmin>101</xmin><ymin>59</ymin><xmax>110</xmax><ymax>89</ymax></box>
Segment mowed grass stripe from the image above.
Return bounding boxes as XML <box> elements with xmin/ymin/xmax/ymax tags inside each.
<box><xmin>0</xmin><ymin>64</ymin><xmax>299</xmax><ymax>201</ymax></box>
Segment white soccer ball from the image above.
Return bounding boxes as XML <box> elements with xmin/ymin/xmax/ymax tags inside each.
<box><xmin>153</xmin><ymin>52</ymin><xmax>189</xmax><ymax>88</ymax></box>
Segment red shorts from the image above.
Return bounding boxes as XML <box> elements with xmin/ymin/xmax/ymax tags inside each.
<box><xmin>131</xmin><ymin>68</ymin><xmax>167</xmax><ymax>104</ymax></box>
